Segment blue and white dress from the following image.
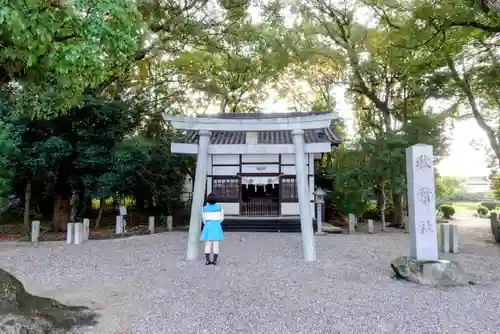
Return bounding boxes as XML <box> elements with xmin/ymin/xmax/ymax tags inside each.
<box><xmin>200</xmin><ymin>203</ymin><xmax>225</xmax><ymax>241</ymax></box>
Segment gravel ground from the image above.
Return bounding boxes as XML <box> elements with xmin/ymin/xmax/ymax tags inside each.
<box><xmin>1</xmin><ymin>219</ymin><xmax>500</xmax><ymax>334</ymax></box>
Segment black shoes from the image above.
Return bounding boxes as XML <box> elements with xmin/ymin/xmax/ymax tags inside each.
<box><xmin>204</xmin><ymin>253</ymin><xmax>219</xmax><ymax>265</ymax></box>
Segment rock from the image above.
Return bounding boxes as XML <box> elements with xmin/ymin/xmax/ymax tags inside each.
<box><xmin>0</xmin><ymin>268</ymin><xmax>98</xmax><ymax>333</ymax></box>
<box><xmin>322</xmin><ymin>224</ymin><xmax>343</xmax><ymax>234</ymax></box>
<box><xmin>390</xmin><ymin>256</ymin><xmax>476</xmax><ymax>286</ymax></box>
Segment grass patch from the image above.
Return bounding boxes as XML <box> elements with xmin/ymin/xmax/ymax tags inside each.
<box><xmin>453</xmin><ymin>202</ymin><xmax>481</xmax><ymax>212</ymax></box>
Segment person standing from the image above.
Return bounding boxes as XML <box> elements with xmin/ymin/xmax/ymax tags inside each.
<box><xmin>201</xmin><ymin>193</ymin><xmax>224</xmax><ymax>265</ymax></box>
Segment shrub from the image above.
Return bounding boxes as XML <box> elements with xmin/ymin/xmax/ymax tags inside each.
<box><xmin>477</xmin><ymin>206</ymin><xmax>489</xmax><ymax>216</ymax></box>
<box><xmin>440</xmin><ymin>204</ymin><xmax>455</xmax><ymax>219</ymax></box>
<box><xmin>481</xmin><ymin>202</ymin><xmax>497</xmax><ymax>211</ymax></box>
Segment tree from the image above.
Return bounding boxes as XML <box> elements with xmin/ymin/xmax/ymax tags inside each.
<box><xmin>289</xmin><ymin>0</ymin><xmax>450</xmax><ymax>226</ymax></box>
<box><xmin>0</xmin><ymin>0</ymin><xmax>144</xmax><ymax>116</ymax></box>
<box><xmin>435</xmin><ymin>175</ymin><xmax>463</xmax><ymax>201</ymax></box>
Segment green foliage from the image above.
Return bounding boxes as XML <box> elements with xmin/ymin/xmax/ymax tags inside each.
<box><xmin>0</xmin><ymin>0</ymin><xmax>144</xmax><ymax>117</ymax></box>
<box><xmin>440</xmin><ymin>204</ymin><xmax>456</xmax><ymax>219</ymax></box>
<box><xmin>435</xmin><ymin>175</ymin><xmax>464</xmax><ymax>201</ymax></box>
<box><xmin>481</xmin><ymin>202</ymin><xmax>497</xmax><ymax>211</ymax></box>
<box><xmin>477</xmin><ymin>205</ymin><xmax>489</xmax><ymax>215</ymax></box>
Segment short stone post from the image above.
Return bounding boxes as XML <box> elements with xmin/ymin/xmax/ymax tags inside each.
<box><xmin>67</xmin><ymin>223</ymin><xmax>75</xmax><ymax>244</ymax></box>
<box><xmin>74</xmin><ymin>223</ymin><xmax>83</xmax><ymax>245</ymax></box>
<box><xmin>314</xmin><ymin>189</ymin><xmax>326</xmax><ymax>235</ymax></box>
<box><xmin>148</xmin><ymin>216</ymin><xmax>155</xmax><ymax>234</ymax></box>
<box><xmin>450</xmin><ymin>224</ymin><xmax>459</xmax><ymax>253</ymax></box>
<box><xmin>167</xmin><ymin>215</ymin><xmax>173</xmax><ymax>231</ymax></box>
<box><xmin>31</xmin><ymin>220</ymin><xmax>40</xmax><ymax>242</ymax></box>
<box><xmin>406</xmin><ymin>144</ymin><xmax>438</xmax><ymax>261</ymax></box>
<box><xmin>83</xmin><ymin>218</ymin><xmax>90</xmax><ymax>241</ymax></box>
<box><xmin>438</xmin><ymin>223</ymin><xmax>450</xmax><ymax>253</ymax></box>
<box><xmin>367</xmin><ymin>219</ymin><xmax>374</xmax><ymax>234</ymax></box>
<box><xmin>115</xmin><ymin>216</ymin><xmax>124</xmax><ymax>234</ymax></box>
<box><xmin>348</xmin><ymin>213</ymin><xmax>356</xmax><ymax>234</ymax></box>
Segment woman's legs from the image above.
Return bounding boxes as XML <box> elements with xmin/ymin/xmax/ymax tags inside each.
<box><xmin>212</xmin><ymin>241</ymin><xmax>219</xmax><ymax>265</ymax></box>
<box><xmin>204</xmin><ymin>241</ymin><xmax>212</xmax><ymax>265</ymax></box>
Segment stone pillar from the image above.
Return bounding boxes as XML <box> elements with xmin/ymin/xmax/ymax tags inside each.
<box><xmin>67</xmin><ymin>223</ymin><xmax>75</xmax><ymax>244</ymax></box>
<box><xmin>148</xmin><ymin>216</ymin><xmax>155</xmax><ymax>234</ymax></box>
<box><xmin>31</xmin><ymin>221</ymin><xmax>40</xmax><ymax>242</ymax></box>
<box><xmin>292</xmin><ymin>129</ymin><xmax>316</xmax><ymax>262</ymax></box>
<box><xmin>450</xmin><ymin>224</ymin><xmax>459</xmax><ymax>253</ymax></box>
<box><xmin>115</xmin><ymin>216</ymin><xmax>123</xmax><ymax>234</ymax></box>
<box><xmin>83</xmin><ymin>219</ymin><xmax>90</xmax><ymax>240</ymax></box>
<box><xmin>167</xmin><ymin>216</ymin><xmax>173</xmax><ymax>231</ymax></box>
<box><xmin>348</xmin><ymin>214</ymin><xmax>356</xmax><ymax>234</ymax></box>
<box><xmin>439</xmin><ymin>223</ymin><xmax>450</xmax><ymax>253</ymax></box>
<box><xmin>186</xmin><ymin>130</ymin><xmax>210</xmax><ymax>261</ymax></box>
<box><xmin>367</xmin><ymin>219</ymin><xmax>374</xmax><ymax>234</ymax></box>
<box><xmin>406</xmin><ymin>144</ymin><xmax>438</xmax><ymax>261</ymax></box>
<box><xmin>74</xmin><ymin>223</ymin><xmax>83</xmax><ymax>245</ymax></box>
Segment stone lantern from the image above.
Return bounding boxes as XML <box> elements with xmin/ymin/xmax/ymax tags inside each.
<box><xmin>314</xmin><ymin>188</ymin><xmax>327</xmax><ymax>235</ymax></box>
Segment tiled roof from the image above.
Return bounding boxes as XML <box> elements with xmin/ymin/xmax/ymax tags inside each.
<box><xmin>174</xmin><ymin>112</ymin><xmax>342</xmax><ymax>145</ymax></box>
<box><xmin>179</xmin><ymin>128</ymin><xmax>341</xmax><ymax>145</ymax></box>
<box><xmin>195</xmin><ymin>111</ymin><xmax>331</xmax><ymax>119</ymax></box>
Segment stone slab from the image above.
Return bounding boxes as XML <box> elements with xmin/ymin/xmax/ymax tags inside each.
<box><xmin>390</xmin><ymin>256</ymin><xmax>475</xmax><ymax>286</ymax></box>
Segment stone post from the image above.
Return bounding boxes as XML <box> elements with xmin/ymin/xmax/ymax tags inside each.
<box><xmin>490</xmin><ymin>212</ymin><xmax>498</xmax><ymax>234</ymax></box>
<box><xmin>167</xmin><ymin>215</ymin><xmax>173</xmax><ymax>231</ymax></box>
<box><xmin>406</xmin><ymin>144</ymin><xmax>438</xmax><ymax>261</ymax></box>
<box><xmin>186</xmin><ymin>130</ymin><xmax>210</xmax><ymax>261</ymax></box>
<box><xmin>74</xmin><ymin>223</ymin><xmax>83</xmax><ymax>245</ymax></box>
<box><xmin>67</xmin><ymin>223</ymin><xmax>75</xmax><ymax>244</ymax></box>
<box><xmin>314</xmin><ymin>189</ymin><xmax>326</xmax><ymax>236</ymax></box>
<box><xmin>348</xmin><ymin>214</ymin><xmax>356</xmax><ymax>234</ymax></box>
<box><xmin>292</xmin><ymin>129</ymin><xmax>316</xmax><ymax>262</ymax></box>
<box><xmin>438</xmin><ymin>223</ymin><xmax>450</xmax><ymax>253</ymax></box>
<box><xmin>367</xmin><ymin>219</ymin><xmax>374</xmax><ymax>234</ymax></box>
<box><xmin>315</xmin><ymin>204</ymin><xmax>325</xmax><ymax>235</ymax></box>
<box><xmin>148</xmin><ymin>216</ymin><xmax>155</xmax><ymax>234</ymax></box>
<box><xmin>31</xmin><ymin>220</ymin><xmax>40</xmax><ymax>242</ymax></box>
<box><xmin>83</xmin><ymin>219</ymin><xmax>90</xmax><ymax>241</ymax></box>
<box><xmin>450</xmin><ymin>224</ymin><xmax>459</xmax><ymax>253</ymax></box>
<box><xmin>115</xmin><ymin>216</ymin><xmax>123</xmax><ymax>234</ymax></box>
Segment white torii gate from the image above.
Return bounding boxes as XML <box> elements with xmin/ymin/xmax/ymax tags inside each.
<box><xmin>163</xmin><ymin>113</ymin><xmax>336</xmax><ymax>262</ymax></box>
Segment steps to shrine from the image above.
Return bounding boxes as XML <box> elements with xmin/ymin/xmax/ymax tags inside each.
<box><xmin>221</xmin><ymin>218</ymin><xmax>316</xmax><ymax>233</ymax></box>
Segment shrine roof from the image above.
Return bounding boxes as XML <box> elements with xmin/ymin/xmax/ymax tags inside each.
<box><xmin>168</xmin><ymin>112</ymin><xmax>342</xmax><ymax>145</ymax></box>
<box><xmin>194</xmin><ymin>111</ymin><xmax>331</xmax><ymax>119</ymax></box>
<box><xmin>179</xmin><ymin>128</ymin><xmax>341</xmax><ymax>145</ymax></box>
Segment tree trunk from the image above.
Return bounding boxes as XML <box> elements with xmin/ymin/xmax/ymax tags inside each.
<box><xmin>380</xmin><ymin>186</ymin><xmax>386</xmax><ymax>231</ymax></box>
<box><xmin>52</xmin><ymin>196</ymin><xmax>70</xmax><ymax>232</ymax></box>
<box><xmin>23</xmin><ymin>180</ymin><xmax>32</xmax><ymax>234</ymax></box>
<box><xmin>392</xmin><ymin>193</ymin><xmax>403</xmax><ymax>228</ymax></box>
<box><xmin>95</xmin><ymin>198</ymin><xmax>105</xmax><ymax>229</ymax></box>
<box><xmin>374</xmin><ymin>186</ymin><xmax>384</xmax><ymax>212</ymax></box>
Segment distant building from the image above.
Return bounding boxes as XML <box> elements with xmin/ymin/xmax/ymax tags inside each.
<box><xmin>464</xmin><ymin>176</ymin><xmax>490</xmax><ymax>194</ymax></box>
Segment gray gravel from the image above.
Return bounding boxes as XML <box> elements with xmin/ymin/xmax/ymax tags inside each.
<box><xmin>1</xmin><ymin>222</ymin><xmax>500</xmax><ymax>333</ymax></box>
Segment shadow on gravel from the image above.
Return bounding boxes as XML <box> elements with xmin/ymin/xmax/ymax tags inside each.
<box><xmin>0</xmin><ymin>268</ymin><xmax>98</xmax><ymax>333</ymax></box>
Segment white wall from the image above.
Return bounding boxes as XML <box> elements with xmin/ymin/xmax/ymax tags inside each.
<box><xmin>212</xmin><ymin>154</ymin><xmax>239</xmax><ymax>165</ymax></box>
<box><xmin>242</xmin><ymin>154</ymin><xmax>279</xmax><ymax>163</ymax></box>
<box><xmin>221</xmin><ymin>203</ymin><xmax>240</xmax><ymax>215</ymax></box>
<box><xmin>281</xmin><ymin>203</ymin><xmax>300</xmax><ymax>215</ymax></box>
<box><xmin>213</xmin><ymin>166</ymin><xmax>239</xmax><ymax>175</ymax></box>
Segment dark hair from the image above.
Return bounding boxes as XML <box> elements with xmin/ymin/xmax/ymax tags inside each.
<box><xmin>206</xmin><ymin>193</ymin><xmax>217</xmax><ymax>205</ymax></box>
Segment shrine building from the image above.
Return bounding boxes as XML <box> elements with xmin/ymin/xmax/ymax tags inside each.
<box><xmin>164</xmin><ymin>112</ymin><xmax>341</xmax><ymax>261</ymax></box>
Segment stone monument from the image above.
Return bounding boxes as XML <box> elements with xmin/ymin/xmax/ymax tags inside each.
<box><xmin>391</xmin><ymin>144</ymin><xmax>474</xmax><ymax>286</ymax></box>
